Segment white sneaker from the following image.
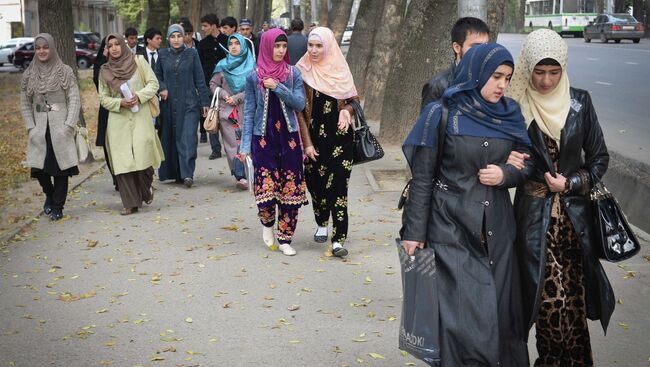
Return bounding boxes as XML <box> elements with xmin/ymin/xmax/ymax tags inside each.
<box><xmin>263</xmin><ymin>226</ymin><xmax>277</xmax><ymax>251</ymax></box>
<box><xmin>278</xmin><ymin>243</ymin><xmax>297</xmax><ymax>256</ymax></box>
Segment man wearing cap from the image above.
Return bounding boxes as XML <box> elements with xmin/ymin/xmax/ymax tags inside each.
<box><xmin>239</xmin><ymin>18</ymin><xmax>259</xmax><ymax>58</ymax></box>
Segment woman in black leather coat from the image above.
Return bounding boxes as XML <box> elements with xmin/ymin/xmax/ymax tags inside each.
<box><xmin>508</xmin><ymin>29</ymin><xmax>614</xmax><ymax>366</ymax></box>
<box><xmin>401</xmin><ymin>43</ymin><xmax>532</xmax><ymax>366</ymax></box>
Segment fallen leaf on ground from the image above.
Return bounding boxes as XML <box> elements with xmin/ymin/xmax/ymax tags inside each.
<box><xmin>368</xmin><ymin>353</ymin><xmax>385</xmax><ymax>359</ymax></box>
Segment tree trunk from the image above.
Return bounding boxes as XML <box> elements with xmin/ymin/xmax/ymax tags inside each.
<box><xmin>329</xmin><ymin>0</ymin><xmax>354</xmax><ymax>43</ymax></box>
<box><xmin>596</xmin><ymin>0</ymin><xmax>604</xmax><ymax>14</ymax></box>
<box><xmin>319</xmin><ymin>0</ymin><xmax>329</xmax><ymax>26</ymax></box>
<box><xmin>238</xmin><ymin>0</ymin><xmax>248</xmax><ymax>20</ymax></box>
<box><xmin>252</xmin><ymin>0</ymin><xmax>267</xmax><ymax>32</ymax></box>
<box><xmin>346</xmin><ymin>0</ymin><xmax>382</xmax><ymax>97</ymax></box>
<box><xmin>378</xmin><ymin>0</ymin><xmax>457</xmax><ymax>145</ymax></box>
<box><xmin>614</xmin><ymin>0</ymin><xmax>626</xmax><ymax>13</ymax></box>
<box><xmin>38</xmin><ymin>0</ymin><xmax>87</xmax><ymax>127</ymax></box>
<box><xmin>362</xmin><ymin>0</ymin><xmax>407</xmax><ymax>120</ymax></box>
<box><xmin>516</xmin><ymin>0</ymin><xmax>525</xmax><ymax>31</ymax></box>
<box><xmin>178</xmin><ymin>0</ymin><xmax>191</xmax><ymax>20</ymax></box>
<box><xmin>263</xmin><ymin>0</ymin><xmax>273</xmax><ymax>22</ymax></box>
<box><xmin>214</xmin><ymin>0</ymin><xmax>229</xmax><ymax>19</ymax></box>
<box><xmin>487</xmin><ymin>0</ymin><xmax>505</xmax><ymax>42</ymax></box>
<box><xmin>147</xmin><ymin>0</ymin><xmax>171</xmax><ymax>32</ymax></box>
<box><xmin>632</xmin><ymin>0</ymin><xmax>643</xmax><ymax>24</ymax></box>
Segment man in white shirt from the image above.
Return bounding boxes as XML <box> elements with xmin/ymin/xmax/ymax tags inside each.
<box><xmin>125</xmin><ymin>27</ymin><xmax>144</xmax><ymax>55</ymax></box>
<box><xmin>138</xmin><ymin>27</ymin><xmax>162</xmax><ymax>70</ymax></box>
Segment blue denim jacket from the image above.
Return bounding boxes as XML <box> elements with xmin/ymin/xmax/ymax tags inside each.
<box><xmin>240</xmin><ymin>67</ymin><xmax>305</xmax><ymax>155</ymax></box>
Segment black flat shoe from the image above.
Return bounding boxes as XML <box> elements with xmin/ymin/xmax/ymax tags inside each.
<box><xmin>43</xmin><ymin>205</ymin><xmax>52</xmax><ymax>215</ymax></box>
<box><xmin>183</xmin><ymin>178</ymin><xmax>194</xmax><ymax>188</ymax></box>
<box><xmin>332</xmin><ymin>246</ymin><xmax>348</xmax><ymax>258</ymax></box>
<box><xmin>50</xmin><ymin>209</ymin><xmax>63</xmax><ymax>221</ymax></box>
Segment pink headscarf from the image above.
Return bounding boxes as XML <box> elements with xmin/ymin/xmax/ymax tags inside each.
<box><xmin>296</xmin><ymin>27</ymin><xmax>357</xmax><ymax>100</ymax></box>
<box><xmin>256</xmin><ymin>28</ymin><xmax>291</xmax><ymax>88</ymax></box>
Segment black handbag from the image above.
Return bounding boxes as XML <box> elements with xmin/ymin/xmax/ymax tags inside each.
<box><xmin>591</xmin><ymin>180</ymin><xmax>640</xmax><ymax>262</ymax></box>
<box><xmin>348</xmin><ymin>100</ymin><xmax>384</xmax><ymax>165</ymax></box>
<box><xmin>397</xmin><ymin>102</ymin><xmax>449</xmax><ymax>209</ymax></box>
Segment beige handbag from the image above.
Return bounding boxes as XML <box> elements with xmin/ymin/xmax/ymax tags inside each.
<box><xmin>203</xmin><ymin>87</ymin><xmax>221</xmax><ymax>134</ymax></box>
<box><xmin>75</xmin><ymin>124</ymin><xmax>93</xmax><ymax>163</ymax></box>
<box><xmin>136</xmin><ymin>57</ymin><xmax>160</xmax><ymax>118</ymax></box>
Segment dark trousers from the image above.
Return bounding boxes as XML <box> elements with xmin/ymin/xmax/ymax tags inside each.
<box><xmin>34</xmin><ymin>172</ymin><xmax>69</xmax><ymax>211</ymax></box>
<box><xmin>103</xmin><ymin>145</ymin><xmax>118</xmax><ymax>189</ymax></box>
<box><xmin>199</xmin><ymin>115</ymin><xmax>222</xmax><ymax>153</ymax></box>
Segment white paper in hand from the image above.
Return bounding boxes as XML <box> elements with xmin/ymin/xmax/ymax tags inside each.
<box><xmin>120</xmin><ymin>83</ymin><xmax>139</xmax><ymax>113</ymax></box>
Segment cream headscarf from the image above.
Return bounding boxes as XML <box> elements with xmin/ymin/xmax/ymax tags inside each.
<box><xmin>295</xmin><ymin>27</ymin><xmax>357</xmax><ymax>100</ymax></box>
<box><xmin>21</xmin><ymin>33</ymin><xmax>76</xmax><ymax>98</ymax></box>
<box><xmin>507</xmin><ymin>29</ymin><xmax>570</xmax><ymax>145</ymax></box>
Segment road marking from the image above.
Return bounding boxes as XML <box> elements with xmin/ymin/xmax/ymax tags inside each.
<box><xmin>625</xmin><ymin>62</ymin><xmax>638</xmax><ymax>65</ymax></box>
<box><xmin>587</xmin><ymin>57</ymin><xmax>598</xmax><ymax>61</ymax></box>
<box><xmin>595</xmin><ymin>81</ymin><xmax>612</xmax><ymax>86</ymax></box>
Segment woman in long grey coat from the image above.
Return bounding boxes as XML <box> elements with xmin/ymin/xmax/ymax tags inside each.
<box><xmin>155</xmin><ymin>24</ymin><xmax>211</xmax><ymax>187</ymax></box>
<box><xmin>20</xmin><ymin>33</ymin><xmax>80</xmax><ymax>221</ymax></box>
<box><xmin>401</xmin><ymin>44</ymin><xmax>532</xmax><ymax>366</ymax></box>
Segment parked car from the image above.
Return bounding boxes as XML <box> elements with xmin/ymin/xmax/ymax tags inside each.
<box><xmin>11</xmin><ymin>42</ymin><xmax>97</xmax><ymax>70</ymax></box>
<box><xmin>341</xmin><ymin>25</ymin><xmax>353</xmax><ymax>45</ymax></box>
<box><xmin>584</xmin><ymin>13</ymin><xmax>645</xmax><ymax>43</ymax></box>
<box><xmin>0</xmin><ymin>37</ymin><xmax>34</xmax><ymax>66</ymax></box>
<box><xmin>74</xmin><ymin>31</ymin><xmax>101</xmax><ymax>50</ymax></box>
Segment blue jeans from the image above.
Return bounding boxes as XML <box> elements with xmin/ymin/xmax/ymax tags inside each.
<box><xmin>209</xmin><ymin>130</ymin><xmax>222</xmax><ymax>154</ymax></box>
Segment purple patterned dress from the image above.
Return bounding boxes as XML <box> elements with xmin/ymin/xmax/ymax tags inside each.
<box><xmin>251</xmin><ymin>91</ymin><xmax>307</xmax><ymax>244</ymax></box>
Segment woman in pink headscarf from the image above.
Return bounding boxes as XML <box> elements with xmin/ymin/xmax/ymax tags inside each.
<box><xmin>240</xmin><ymin>28</ymin><xmax>307</xmax><ymax>256</ymax></box>
<box><xmin>296</xmin><ymin>27</ymin><xmax>360</xmax><ymax>257</ymax></box>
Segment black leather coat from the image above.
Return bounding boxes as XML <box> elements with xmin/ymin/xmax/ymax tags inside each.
<box><xmin>514</xmin><ymin>87</ymin><xmax>615</xmax><ymax>333</ymax></box>
<box><xmin>420</xmin><ymin>63</ymin><xmax>456</xmax><ymax>111</ymax></box>
<box><xmin>402</xmin><ymin>109</ymin><xmax>532</xmax><ymax>366</ymax></box>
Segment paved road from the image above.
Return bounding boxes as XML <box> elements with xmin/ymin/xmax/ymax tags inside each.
<box><xmin>0</xmin><ymin>144</ymin><xmax>648</xmax><ymax>366</ymax></box>
<box><xmin>498</xmin><ymin>33</ymin><xmax>650</xmax><ymax>165</ymax></box>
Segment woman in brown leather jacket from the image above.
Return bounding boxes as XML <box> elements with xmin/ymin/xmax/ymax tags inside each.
<box><xmin>296</xmin><ymin>27</ymin><xmax>359</xmax><ymax>257</ymax></box>
<box><xmin>508</xmin><ymin>29</ymin><xmax>614</xmax><ymax>366</ymax></box>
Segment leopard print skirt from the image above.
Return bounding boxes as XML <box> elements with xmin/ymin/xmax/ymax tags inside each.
<box><xmin>534</xmin><ymin>192</ymin><xmax>594</xmax><ymax>366</ymax></box>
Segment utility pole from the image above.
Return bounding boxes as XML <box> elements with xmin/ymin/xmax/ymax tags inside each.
<box><xmin>458</xmin><ymin>0</ymin><xmax>487</xmax><ymax>21</ymax></box>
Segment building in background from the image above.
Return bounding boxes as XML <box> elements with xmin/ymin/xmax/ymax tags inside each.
<box><xmin>1</xmin><ymin>0</ymin><xmax>124</xmax><ymax>42</ymax></box>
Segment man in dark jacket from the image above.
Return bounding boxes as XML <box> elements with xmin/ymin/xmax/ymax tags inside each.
<box><xmin>420</xmin><ymin>17</ymin><xmax>489</xmax><ymax>110</ymax></box>
<box><xmin>287</xmin><ymin>19</ymin><xmax>308</xmax><ymax>65</ymax></box>
<box><xmin>239</xmin><ymin>18</ymin><xmax>259</xmax><ymax>58</ymax></box>
<box><xmin>198</xmin><ymin>13</ymin><xmax>228</xmax><ymax>158</ymax></box>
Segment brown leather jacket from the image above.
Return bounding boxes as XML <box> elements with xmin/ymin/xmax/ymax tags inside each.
<box><xmin>296</xmin><ymin>83</ymin><xmax>360</xmax><ymax>148</ymax></box>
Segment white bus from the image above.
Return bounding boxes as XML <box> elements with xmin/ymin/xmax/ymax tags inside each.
<box><xmin>525</xmin><ymin>0</ymin><xmax>598</xmax><ymax>37</ymax></box>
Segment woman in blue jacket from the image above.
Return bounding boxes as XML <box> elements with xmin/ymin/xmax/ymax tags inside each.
<box><xmin>239</xmin><ymin>28</ymin><xmax>306</xmax><ymax>256</ymax></box>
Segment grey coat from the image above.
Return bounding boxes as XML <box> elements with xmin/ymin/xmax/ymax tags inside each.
<box><xmin>402</xmin><ymin>116</ymin><xmax>533</xmax><ymax>366</ymax></box>
<box><xmin>21</xmin><ymin>78</ymin><xmax>81</xmax><ymax>171</ymax></box>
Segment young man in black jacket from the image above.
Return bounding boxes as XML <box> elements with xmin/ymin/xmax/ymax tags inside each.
<box><xmin>420</xmin><ymin>17</ymin><xmax>489</xmax><ymax>110</ymax></box>
<box><xmin>198</xmin><ymin>13</ymin><xmax>228</xmax><ymax>158</ymax></box>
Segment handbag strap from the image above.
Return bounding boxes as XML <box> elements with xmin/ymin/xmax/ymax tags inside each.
<box><xmin>210</xmin><ymin>87</ymin><xmax>221</xmax><ymax>109</ymax></box>
<box><xmin>434</xmin><ymin>102</ymin><xmax>449</xmax><ymax>178</ymax></box>
<box><xmin>348</xmin><ymin>99</ymin><xmax>367</xmax><ymax>129</ymax></box>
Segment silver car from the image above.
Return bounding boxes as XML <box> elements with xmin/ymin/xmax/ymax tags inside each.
<box><xmin>0</xmin><ymin>37</ymin><xmax>34</xmax><ymax>66</ymax></box>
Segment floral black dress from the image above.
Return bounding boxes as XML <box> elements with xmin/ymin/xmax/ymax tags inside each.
<box><xmin>304</xmin><ymin>90</ymin><xmax>354</xmax><ymax>244</ymax></box>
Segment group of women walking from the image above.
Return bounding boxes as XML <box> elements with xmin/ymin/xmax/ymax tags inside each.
<box><xmin>21</xmin><ymin>25</ymin><xmax>359</xmax><ymax>258</ymax></box>
<box><xmin>21</xmin><ymin>24</ymin><xmax>615</xmax><ymax>365</ymax></box>
<box><xmin>401</xmin><ymin>29</ymin><xmax>613</xmax><ymax>366</ymax></box>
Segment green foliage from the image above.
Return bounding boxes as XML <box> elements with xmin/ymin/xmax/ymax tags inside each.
<box><xmin>78</xmin><ymin>22</ymin><xmax>91</xmax><ymax>32</ymax></box>
<box><xmin>111</xmin><ymin>0</ymin><xmax>145</xmax><ymax>25</ymax></box>
<box><xmin>170</xmin><ymin>0</ymin><xmax>180</xmax><ymax>21</ymax></box>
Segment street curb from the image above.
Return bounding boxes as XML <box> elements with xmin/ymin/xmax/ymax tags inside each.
<box><xmin>0</xmin><ymin>158</ymin><xmax>107</xmax><ymax>244</ymax></box>
<box><xmin>603</xmin><ymin>151</ymin><xmax>650</xmax><ymax>234</ymax></box>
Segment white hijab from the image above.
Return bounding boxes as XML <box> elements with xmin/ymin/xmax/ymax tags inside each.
<box><xmin>507</xmin><ymin>29</ymin><xmax>570</xmax><ymax>145</ymax></box>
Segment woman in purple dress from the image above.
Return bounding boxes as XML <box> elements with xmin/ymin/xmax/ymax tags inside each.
<box><xmin>239</xmin><ymin>29</ymin><xmax>307</xmax><ymax>256</ymax></box>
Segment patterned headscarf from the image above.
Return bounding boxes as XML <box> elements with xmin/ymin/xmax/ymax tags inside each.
<box><xmin>214</xmin><ymin>33</ymin><xmax>256</xmax><ymax>94</ymax></box>
<box><xmin>21</xmin><ymin>33</ymin><xmax>76</xmax><ymax>97</ymax></box>
<box><xmin>507</xmin><ymin>29</ymin><xmax>570</xmax><ymax>145</ymax></box>
<box><xmin>256</xmin><ymin>28</ymin><xmax>291</xmax><ymax>88</ymax></box>
<box><xmin>100</xmin><ymin>33</ymin><xmax>137</xmax><ymax>93</ymax></box>
<box><xmin>296</xmin><ymin>27</ymin><xmax>357</xmax><ymax>99</ymax></box>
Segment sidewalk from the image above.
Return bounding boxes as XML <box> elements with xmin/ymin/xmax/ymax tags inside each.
<box><xmin>0</xmin><ymin>143</ymin><xmax>648</xmax><ymax>366</ymax></box>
